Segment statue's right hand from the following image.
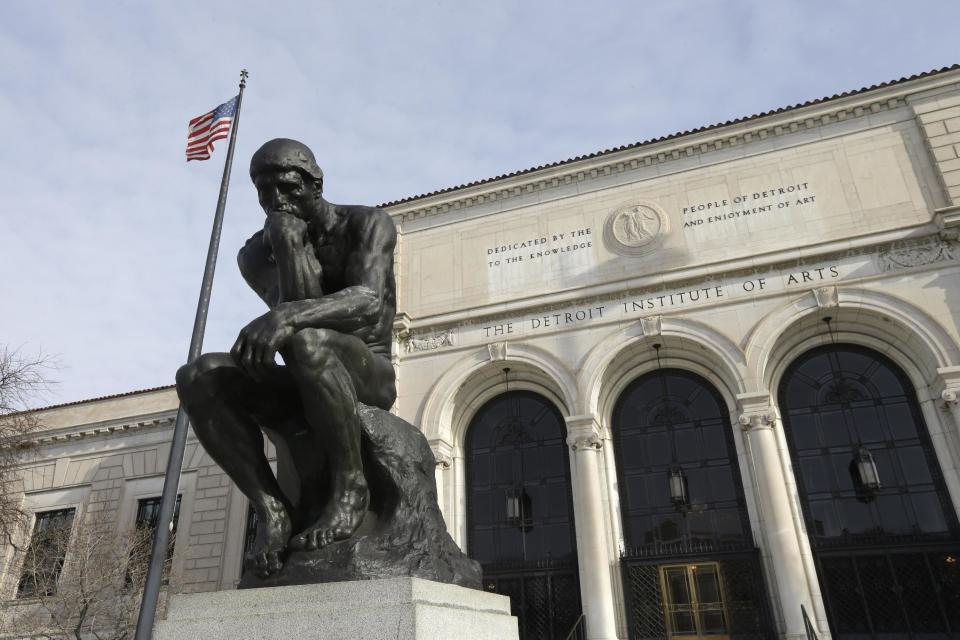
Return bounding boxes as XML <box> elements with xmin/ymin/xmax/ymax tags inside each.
<box><xmin>230</xmin><ymin>310</ymin><xmax>294</xmax><ymax>379</ymax></box>
<box><xmin>264</xmin><ymin>212</ymin><xmax>308</xmax><ymax>251</ymax></box>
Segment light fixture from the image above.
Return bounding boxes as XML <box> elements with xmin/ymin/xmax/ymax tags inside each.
<box><xmin>850</xmin><ymin>446</ymin><xmax>881</xmax><ymax>501</ymax></box>
<box><xmin>503</xmin><ymin>367</ymin><xmax>511</xmax><ymax>392</ymax></box>
<box><xmin>506</xmin><ymin>486</ymin><xmax>533</xmax><ymax>531</ymax></box>
<box><xmin>822</xmin><ymin>316</ymin><xmax>836</xmax><ymax>344</ymax></box>
<box><xmin>654</xmin><ymin>343</ymin><xmax>690</xmax><ymax>511</ymax></box>
<box><xmin>668</xmin><ymin>465</ymin><xmax>688</xmax><ymax>508</ymax></box>
<box><xmin>821</xmin><ymin>318</ymin><xmax>884</xmax><ymax>500</ymax></box>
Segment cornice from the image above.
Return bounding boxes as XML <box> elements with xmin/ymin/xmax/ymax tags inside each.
<box><xmin>384</xmin><ymin>68</ymin><xmax>960</xmax><ymax>227</ymax></box>
<box><xmin>4</xmin><ymin>414</ymin><xmax>177</xmax><ymax>449</ymax></box>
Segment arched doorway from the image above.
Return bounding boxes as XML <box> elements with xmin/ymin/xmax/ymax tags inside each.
<box><xmin>466</xmin><ymin>391</ymin><xmax>582</xmax><ymax>640</ymax></box>
<box><xmin>779</xmin><ymin>344</ymin><xmax>960</xmax><ymax>639</ymax></box>
<box><xmin>614</xmin><ymin>368</ymin><xmax>774</xmax><ymax>639</ymax></box>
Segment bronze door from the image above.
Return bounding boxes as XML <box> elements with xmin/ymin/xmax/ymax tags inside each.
<box><xmin>660</xmin><ymin>563</ymin><xmax>730</xmax><ymax>640</ymax></box>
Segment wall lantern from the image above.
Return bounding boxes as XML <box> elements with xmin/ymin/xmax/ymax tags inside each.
<box><xmin>506</xmin><ymin>486</ymin><xmax>533</xmax><ymax>531</ymax></box>
<box><xmin>850</xmin><ymin>446</ymin><xmax>881</xmax><ymax>501</ymax></box>
<box><xmin>668</xmin><ymin>465</ymin><xmax>689</xmax><ymax>508</ymax></box>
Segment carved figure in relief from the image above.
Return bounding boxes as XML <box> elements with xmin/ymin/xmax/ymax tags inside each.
<box><xmin>619</xmin><ymin>205</ymin><xmax>658</xmax><ymax>244</ymax></box>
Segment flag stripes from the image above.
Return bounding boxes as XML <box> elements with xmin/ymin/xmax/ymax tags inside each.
<box><xmin>186</xmin><ymin>95</ymin><xmax>239</xmax><ymax>161</ymax></box>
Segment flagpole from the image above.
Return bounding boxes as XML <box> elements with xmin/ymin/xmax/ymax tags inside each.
<box><xmin>134</xmin><ymin>69</ymin><xmax>248</xmax><ymax>640</ymax></box>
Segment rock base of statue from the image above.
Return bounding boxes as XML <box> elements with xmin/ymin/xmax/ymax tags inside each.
<box><xmin>154</xmin><ymin>578</ymin><xmax>519</xmax><ymax>640</ymax></box>
<box><xmin>239</xmin><ymin>404</ymin><xmax>481</xmax><ymax>589</ymax></box>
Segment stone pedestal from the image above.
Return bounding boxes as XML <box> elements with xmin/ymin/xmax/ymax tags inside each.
<box><xmin>155</xmin><ymin>578</ymin><xmax>518</xmax><ymax>640</ymax></box>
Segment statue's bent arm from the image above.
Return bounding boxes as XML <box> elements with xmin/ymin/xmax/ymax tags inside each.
<box><xmin>238</xmin><ymin>230</ymin><xmax>281</xmax><ymax>308</ymax></box>
<box><xmin>276</xmin><ymin>209</ymin><xmax>396</xmax><ymax>335</ymax></box>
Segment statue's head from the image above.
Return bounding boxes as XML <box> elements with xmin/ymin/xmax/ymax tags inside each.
<box><xmin>250</xmin><ymin>138</ymin><xmax>324</xmax><ymax>186</ymax></box>
<box><xmin>249</xmin><ymin>139</ymin><xmax>325</xmax><ymax>220</ymax></box>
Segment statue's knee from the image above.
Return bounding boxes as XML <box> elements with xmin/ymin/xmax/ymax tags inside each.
<box><xmin>176</xmin><ymin>354</ymin><xmax>226</xmax><ymax>400</ymax></box>
<box><xmin>175</xmin><ymin>361</ymin><xmax>200</xmax><ymax>396</ymax></box>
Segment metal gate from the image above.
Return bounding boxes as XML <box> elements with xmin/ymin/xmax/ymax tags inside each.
<box><xmin>816</xmin><ymin>545</ymin><xmax>960</xmax><ymax>638</ymax></box>
<box><xmin>482</xmin><ymin>559</ymin><xmax>584</xmax><ymax>640</ymax></box>
<box><xmin>620</xmin><ymin>547</ymin><xmax>774</xmax><ymax>640</ymax></box>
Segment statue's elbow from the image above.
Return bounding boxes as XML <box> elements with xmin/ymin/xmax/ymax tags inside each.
<box><xmin>361</xmin><ymin>289</ymin><xmax>382</xmax><ymax>324</ymax></box>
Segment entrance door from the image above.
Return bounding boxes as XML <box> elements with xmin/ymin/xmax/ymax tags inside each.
<box><xmin>661</xmin><ymin>563</ymin><xmax>730</xmax><ymax>640</ymax></box>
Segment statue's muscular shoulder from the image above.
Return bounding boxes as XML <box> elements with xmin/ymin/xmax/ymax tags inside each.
<box><xmin>338</xmin><ymin>205</ymin><xmax>397</xmax><ymax>256</ymax></box>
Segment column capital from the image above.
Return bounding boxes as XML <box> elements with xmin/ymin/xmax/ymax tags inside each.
<box><xmin>429</xmin><ymin>438</ymin><xmax>454</xmax><ymax>469</ymax></box>
<box><xmin>736</xmin><ymin>392</ymin><xmax>777</xmax><ymax>431</ymax></box>
<box><xmin>935</xmin><ymin>366</ymin><xmax>960</xmax><ymax>408</ymax></box>
<box><xmin>943</xmin><ymin>389</ymin><xmax>960</xmax><ymax>406</ymax></box>
<box><xmin>567</xmin><ymin>432</ymin><xmax>603</xmax><ymax>451</ymax></box>
<box><xmin>565</xmin><ymin>414</ymin><xmax>603</xmax><ymax>450</ymax></box>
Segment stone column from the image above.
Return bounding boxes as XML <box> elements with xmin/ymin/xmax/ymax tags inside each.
<box><xmin>937</xmin><ymin>366</ymin><xmax>960</xmax><ymax>432</ymax></box>
<box><xmin>566</xmin><ymin>415</ymin><xmax>620</xmax><ymax>640</ymax></box>
<box><xmin>932</xmin><ymin>366</ymin><xmax>960</xmax><ymax>517</ymax></box>
<box><xmin>736</xmin><ymin>392</ymin><xmax>825</xmax><ymax>640</ymax></box>
<box><xmin>429</xmin><ymin>438</ymin><xmax>455</xmax><ymax>531</ymax></box>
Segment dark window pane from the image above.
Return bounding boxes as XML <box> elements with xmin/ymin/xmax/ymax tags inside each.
<box><xmin>132</xmin><ymin>495</ymin><xmax>181</xmax><ymax>584</ymax></box>
<box><xmin>819</xmin><ymin>410</ymin><xmax>848</xmax><ymax>447</ymax></box>
<box><xmin>675</xmin><ymin>428</ymin><xmax>700</xmax><ymax>462</ymax></box>
<box><xmin>466</xmin><ymin>392</ymin><xmax>576</xmax><ymax>565</ymax></box>
<box><xmin>809</xmin><ymin>500</ymin><xmax>841</xmax><ymax>538</ymax></box>
<box><xmin>779</xmin><ymin>345</ymin><xmax>957</xmax><ymax>546</ymax></box>
<box><xmin>885</xmin><ymin>402</ymin><xmax>918</xmax><ymax>439</ymax></box>
<box><xmin>789</xmin><ymin>412</ymin><xmax>819</xmax><ymax>450</ymax></box>
<box><xmin>707</xmin><ymin>467</ymin><xmax>736</xmax><ymax>502</ymax></box>
<box><xmin>613</xmin><ymin>369</ymin><xmax>752</xmax><ymax>553</ymax></box>
<box><xmin>799</xmin><ymin>456</ymin><xmax>830</xmax><ymax>494</ymax></box>
<box><xmin>18</xmin><ymin>508</ymin><xmax>76</xmax><ymax>598</ymax></box>
<box><xmin>911</xmin><ymin>492</ymin><xmax>949</xmax><ymax>533</ymax></box>
<box><xmin>838</xmin><ymin>498</ymin><xmax>874</xmax><ymax>535</ymax></box>
<box><xmin>898</xmin><ymin>446</ymin><xmax>933</xmax><ymax>485</ymax></box>
<box><xmin>852</xmin><ymin>406</ymin><xmax>883</xmax><ymax>443</ymax></box>
<box><xmin>701</xmin><ymin>424</ymin><xmax>727</xmax><ymax>457</ymax></box>
<box><xmin>875</xmin><ymin>494</ymin><xmax>910</xmax><ymax>534</ymax></box>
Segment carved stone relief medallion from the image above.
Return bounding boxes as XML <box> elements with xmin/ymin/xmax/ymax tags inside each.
<box><xmin>604</xmin><ymin>201</ymin><xmax>668</xmax><ymax>257</ymax></box>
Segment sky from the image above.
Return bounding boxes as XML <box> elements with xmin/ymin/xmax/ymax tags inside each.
<box><xmin>1</xmin><ymin>1</ymin><xmax>959</xmax><ymax>408</ymax></box>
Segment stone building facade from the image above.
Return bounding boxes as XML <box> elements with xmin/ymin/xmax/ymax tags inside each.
<box><xmin>5</xmin><ymin>65</ymin><xmax>960</xmax><ymax>639</ymax></box>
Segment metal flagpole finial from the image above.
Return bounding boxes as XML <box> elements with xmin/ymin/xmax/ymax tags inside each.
<box><xmin>240</xmin><ymin>69</ymin><xmax>249</xmax><ymax>87</ymax></box>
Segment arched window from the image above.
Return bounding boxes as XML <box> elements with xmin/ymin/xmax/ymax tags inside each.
<box><xmin>613</xmin><ymin>369</ymin><xmax>772</xmax><ymax>639</ymax></box>
<box><xmin>466</xmin><ymin>391</ymin><xmax>581</xmax><ymax>640</ymax></box>
<box><xmin>613</xmin><ymin>369</ymin><xmax>750</xmax><ymax>553</ymax></box>
<box><xmin>779</xmin><ymin>344</ymin><xmax>960</xmax><ymax>638</ymax></box>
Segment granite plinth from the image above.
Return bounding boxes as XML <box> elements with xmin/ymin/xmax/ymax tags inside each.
<box><xmin>154</xmin><ymin>577</ymin><xmax>519</xmax><ymax>640</ymax></box>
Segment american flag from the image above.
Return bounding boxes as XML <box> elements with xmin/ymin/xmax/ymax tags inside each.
<box><xmin>186</xmin><ymin>95</ymin><xmax>239</xmax><ymax>161</ymax></box>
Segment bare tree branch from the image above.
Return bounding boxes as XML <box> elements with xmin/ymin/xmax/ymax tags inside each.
<box><xmin>3</xmin><ymin>510</ymin><xmax>176</xmax><ymax>640</ymax></box>
<box><xmin>0</xmin><ymin>346</ymin><xmax>58</xmax><ymax>548</ymax></box>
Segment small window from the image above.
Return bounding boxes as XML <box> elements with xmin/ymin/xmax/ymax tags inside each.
<box><xmin>17</xmin><ymin>508</ymin><xmax>76</xmax><ymax>598</ymax></box>
<box><xmin>126</xmin><ymin>495</ymin><xmax>181</xmax><ymax>585</ymax></box>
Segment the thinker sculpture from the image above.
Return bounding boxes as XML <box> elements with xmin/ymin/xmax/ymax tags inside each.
<box><xmin>176</xmin><ymin>139</ymin><xmax>479</xmax><ymax>588</ymax></box>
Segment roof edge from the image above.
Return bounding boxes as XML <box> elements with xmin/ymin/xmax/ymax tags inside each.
<box><xmin>377</xmin><ymin>64</ymin><xmax>960</xmax><ymax>211</ymax></box>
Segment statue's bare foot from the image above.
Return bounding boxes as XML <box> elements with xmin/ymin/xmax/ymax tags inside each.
<box><xmin>244</xmin><ymin>498</ymin><xmax>291</xmax><ymax>577</ymax></box>
<box><xmin>290</xmin><ymin>472</ymin><xmax>369</xmax><ymax>551</ymax></box>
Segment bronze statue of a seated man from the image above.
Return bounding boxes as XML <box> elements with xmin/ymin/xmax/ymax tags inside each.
<box><xmin>176</xmin><ymin>138</ymin><xmax>397</xmax><ymax>577</ymax></box>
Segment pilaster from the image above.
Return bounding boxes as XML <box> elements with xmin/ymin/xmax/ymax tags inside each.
<box><xmin>428</xmin><ymin>438</ymin><xmax>455</xmax><ymax>531</ymax></box>
<box><xmin>565</xmin><ymin>415</ymin><xmax>620</xmax><ymax>640</ymax></box>
<box><xmin>736</xmin><ymin>392</ymin><xmax>828</xmax><ymax>640</ymax></box>
<box><xmin>932</xmin><ymin>367</ymin><xmax>960</xmax><ymax>516</ymax></box>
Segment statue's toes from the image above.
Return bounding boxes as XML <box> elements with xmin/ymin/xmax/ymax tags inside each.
<box><xmin>288</xmin><ymin>533</ymin><xmax>308</xmax><ymax>550</ymax></box>
<box><xmin>266</xmin><ymin>550</ymin><xmax>284</xmax><ymax>574</ymax></box>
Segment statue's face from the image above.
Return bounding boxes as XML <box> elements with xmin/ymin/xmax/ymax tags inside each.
<box><xmin>254</xmin><ymin>169</ymin><xmax>318</xmax><ymax>221</ymax></box>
